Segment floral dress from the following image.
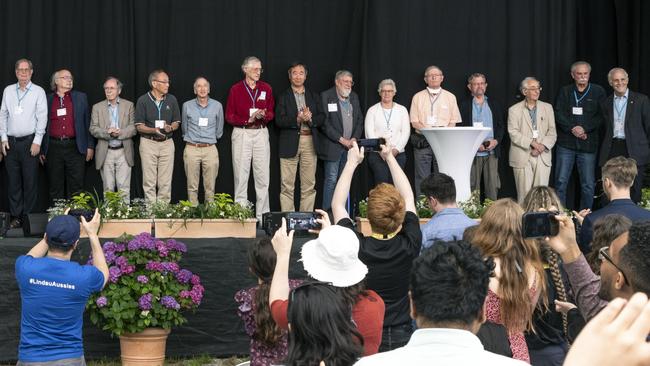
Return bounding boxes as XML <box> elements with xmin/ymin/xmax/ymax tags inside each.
<box><xmin>235</xmin><ymin>279</ymin><xmax>301</xmax><ymax>366</ymax></box>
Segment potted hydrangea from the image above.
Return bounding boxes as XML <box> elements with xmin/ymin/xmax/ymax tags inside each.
<box><xmin>86</xmin><ymin>233</ymin><xmax>204</xmax><ymax>365</ymax></box>
<box><xmin>152</xmin><ymin>193</ymin><xmax>257</xmax><ymax>238</ymax></box>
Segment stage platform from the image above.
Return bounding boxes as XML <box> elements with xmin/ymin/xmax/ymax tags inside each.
<box><xmin>0</xmin><ymin>233</ymin><xmax>312</xmax><ymax>362</ymax></box>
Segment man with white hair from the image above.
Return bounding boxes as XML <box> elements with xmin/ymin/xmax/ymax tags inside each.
<box><xmin>318</xmin><ymin>70</ymin><xmax>364</xmax><ymax>210</ymax></box>
<box><xmin>182</xmin><ymin>76</ymin><xmax>224</xmax><ymax>205</ymax></box>
<box><xmin>409</xmin><ymin>65</ymin><xmax>461</xmax><ymax>197</ymax></box>
<box><xmin>226</xmin><ymin>56</ymin><xmax>274</xmax><ymax>222</ymax></box>
<box><xmin>508</xmin><ymin>77</ymin><xmax>556</xmax><ymax>202</ymax></box>
<box><xmin>598</xmin><ymin>67</ymin><xmax>650</xmax><ymax>203</ymax></box>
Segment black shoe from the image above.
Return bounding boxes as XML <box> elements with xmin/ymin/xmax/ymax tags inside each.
<box><xmin>10</xmin><ymin>218</ymin><xmax>23</xmax><ymax>229</ymax></box>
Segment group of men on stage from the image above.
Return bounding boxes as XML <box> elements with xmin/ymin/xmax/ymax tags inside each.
<box><xmin>1</xmin><ymin>57</ymin><xmax>649</xmax><ymax>228</ymax></box>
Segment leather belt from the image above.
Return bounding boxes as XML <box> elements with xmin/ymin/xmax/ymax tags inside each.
<box><xmin>299</xmin><ymin>130</ymin><xmax>312</xmax><ymax>136</ymax></box>
<box><xmin>108</xmin><ymin>145</ymin><xmax>123</xmax><ymax>150</ymax></box>
<box><xmin>142</xmin><ymin>135</ymin><xmax>168</xmax><ymax>142</ymax></box>
<box><xmin>236</xmin><ymin>124</ymin><xmax>265</xmax><ymax>130</ymax></box>
<box><xmin>50</xmin><ymin>136</ymin><xmax>75</xmax><ymax>141</ymax></box>
<box><xmin>186</xmin><ymin>142</ymin><xmax>214</xmax><ymax>148</ymax></box>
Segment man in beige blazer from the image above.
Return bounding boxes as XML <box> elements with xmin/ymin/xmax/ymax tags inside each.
<box><xmin>89</xmin><ymin>77</ymin><xmax>136</xmax><ymax>201</ymax></box>
<box><xmin>508</xmin><ymin>77</ymin><xmax>557</xmax><ymax>202</ymax></box>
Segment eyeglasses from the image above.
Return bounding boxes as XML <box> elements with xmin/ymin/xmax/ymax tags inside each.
<box><xmin>426</xmin><ymin>74</ymin><xmax>443</xmax><ymax>79</ymax></box>
<box><xmin>154</xmin><ymin>79</ymin><xmax>170</xmax><ymax>84</ymax></box>
<box><xmin>598</xmin><ymin>246</ymin><xmax>629</xmax><ymax>285</ymax></box>
<box><xmin>526</xmin><ymin>86</ymin><xmax>542</xmax><ymax>92</ymax></box>
<box><xmin>58</xmin><ymin>75</ymin><xmax>74</xmax><ymax>81</ymax></box>
<box><xmin>339</xmin><ymin>79</ymin><xmax>354</xmax><ymax>86</ymax></box>
<box><xmin>248</xmin><ymin>67</ymin><xmax>263</xmax><ymax>73</ymax></box>
<box><xmin>379</xmin><ymin>89</ymin><xmax>395</xmax><ymax>94</ymax></box>
<box><xmin>16</xmin><ymin>68</ymin><xmax>32</xmax><ymax>73</ymax></box>
<box><xmin>103</xmin><ymin>86</ymin><xmax>118</xmax><ymax>90</ymax></box>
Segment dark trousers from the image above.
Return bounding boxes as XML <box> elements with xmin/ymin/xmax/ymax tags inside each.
<box><xmin>529</xmin><ymin>343</ymin><xmax>568</xmax><ymax>366</ymax></box>
<box><xmin>607</xmin><ymin>139</ymin><xmax>643</xmax><ymax>203</ymax></box>
<box><xmin>46</xmin><ymin>139</ymin><xmax>85</xmax><ymax>202</ymax></box>
<box><xmin>4</xmin><ymin>135</ymin><xmax>39</xmax><ymax>217</ymax></box>
<box><xmin>379</xmin><ymin>322</ymin><xmax>414</xmax><ymax>352</ymax></box>
<box><xmin>367</xmin><ymin>152</ymin><xmax>407</xmax><ymax>187</ymax></box>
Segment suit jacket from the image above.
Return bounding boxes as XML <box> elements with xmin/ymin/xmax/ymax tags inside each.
<box><xmin>317</xmin><ymin>87</ymin><xmax>364</xmax><ymax>161</ymax></box>
<box><xmin>457</xmin><ymin>96</ymin><xmax>505</xmax><ymax>158</ymax></box>
<box><xmin>507</xmin><ymin>100</ymin><xmax>557</xmax><ymax>168</ymax></box>
<box><xmin>578</xmin><ymin>199</ymin><xmax>650</xmax><ymax>253</ymax></box>
<box><xmin>598</xmin><ymin>90</ymin><xmax>650</xmax><ymax>166</ymax></box>
<box><xmin>89</xmin><ymin>98</ymin><xmax>136</xmax><ymax>169</ymax></box>
<box><xmin>275</xmin><ymin>87</ymin><xmax>325</xmax><ymax>158</ymax></box>
<box><xmin>43</xmin><ymin>90</ymin><xmax>94</xmax><ymax>155</ymax></box>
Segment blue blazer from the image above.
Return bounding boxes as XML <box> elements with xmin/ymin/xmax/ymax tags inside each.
<box><xmin>579</xmin><ymin>198</ymin><xmax>650</xmax><ymax>252</ymax></box>
<box><xmin>43</xmin><ymin>90</ymin><xmax>94</xmax><ymax>155</ymax></box>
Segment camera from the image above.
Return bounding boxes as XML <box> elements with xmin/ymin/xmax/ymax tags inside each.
<box><xmin>68</xmin><ymin>208</ymin><xmax>95</xmax><ymax>222</ymax></box>
<box><xmin>522</xmin><ymin>211</ymin><xmax>559</xmax><ymax>239</ymax></box>
<box><xmin>357</xmin><ymin>137</ymin><xmax>387</xmax><ymax>152</ymax></box>
<box><xmin>262</xmin><ymin>212</ymin><xmax>322</xmax><ymax>236</ymax></box>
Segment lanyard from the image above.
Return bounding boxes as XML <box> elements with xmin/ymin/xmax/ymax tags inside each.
<box><xmin>428</xmin><ymin>92</ymin><xmax>440</xmax><ymax>116</ymax></box>
<box><xmin>573</xmin><ymin>83</ymin><xmax>591</xmax><ymax>106</ymax></box>
<box><xmin>614</xmin><ymin>97</ymin><xmax>627</xmax><ymax>121</ymax></box>
<box><xmin>472</xmin><ymin>98</ymin><xmax>485</xmax><ymax>121</ymax></box>
<box><xmin>15</xmin><ymin>83</ymin><xmax>31</xmax><ymax>106</ymax></box>
<box><xmin>340</xmin><ymin>98</ymin><xmax>351</xmax><ymax>117</ymax></box>
<box><xmin>58</xmin><ymin>95</ymin><xmax>66</xmax><ymax>109</ymax></box>
<box><xmin>148</xmin><ymin>92</ymin><xmax>164</xmax><ymax>120</ymax></box>
<box><xmin>382</xmin><ymin>107</ymin><xmax>393</xmax><ymax>130</ymax></box>
<box><xmin>109</xmin><ymin>103</ymin><xmax>119</xmax><ymax>126</ymax></box>
<box><xmin>243</xmin><ymin>81</ymin><xmax>259</xmax><ymax>108</ymax></box>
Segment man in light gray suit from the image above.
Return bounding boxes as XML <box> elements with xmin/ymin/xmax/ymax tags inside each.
<box><xmin>89</xmin><ymin>77</ymin><xmax>136</xmax><ymax>201</ymax></box>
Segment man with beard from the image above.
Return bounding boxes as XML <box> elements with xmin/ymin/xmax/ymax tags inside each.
<box><xmin>547</xmin><ymin>212</ymin><xmax>650</xmax><ymax>320</ymax></box>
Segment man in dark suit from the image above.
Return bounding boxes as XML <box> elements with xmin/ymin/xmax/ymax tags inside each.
<box><xmin>318</xmin><ymin>70</ymin><xmax>364</xmax><ymax>210</ymax></box>
<box><xmin>275</xmin><ymin>62</ymin><xmax>325</xmax><ymax>212</ymax></box>
<box><xmin>579</xmin><ymin>157</ymin><xmax>650</xmax><ymax>253</ymax></box>
<box><xmin>41</xmin><ymin>69</ymin><xmax>93</xmax><ymax>203</ymax></box>
<box><xmin>458</xmin><ymin>73</ymin><xmax>505</xmax><ymax>200</ymax></box>
<box><xmin>599</xmin><ymin>67</ymin><xmax>650</xmax><ymax>203</ymax></box>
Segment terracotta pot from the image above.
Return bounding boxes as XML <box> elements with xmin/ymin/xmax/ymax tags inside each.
<box><xmin>154</xmin><ymin>218</ymin><xmax>257</xmax><ymax>238</ymax></box>
<box><xmin>119</xmin><ymin>327</ymin><xmax>171</xmax><ymax>366</ymax></box>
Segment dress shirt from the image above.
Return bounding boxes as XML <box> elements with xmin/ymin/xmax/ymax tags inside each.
<box><xmin>355</xmin><ymin>328</ymin><xmax>528</xmax><ymax>366</ymax></box>
<box><xmin>613</xmin><ymin>89</ymin><xmax>629</xmax><ymax>139</ymax></box>
<box><xmin>182</xmin><ymin>98</ymin><xmax>224</xmax><ymax>144</ymax></box>
<box><xmin>48</xmin><ymin>92</ymin><xmax>76</xmax><ymax>138</ymax></box>
<box><xmin>0</xmin><ymin>82</ymin><xmax>48</xmax><ymax>144</ymax></box>
<box><xmin>134</xmin><ymin>92</ymin><xmax>181</xmax><ymax>139</ymax></box>
<box><xmin>107</xmin><ymin>99</ymin><xmax>121</xmax><ymax>147</ymax></box>
<box><xmin>409</xmin><ymin>88</ymin><xmax>461</xmax><ymax>127</ymax></box>
<box><xmin>364</xmin><ymin>102</ymin><xmax>410</xmax><ymax>153</ymax></box>
<box><xmin>473</xmin><ymin>97</ymin><xmax>494</xmax><ymax>157</ymax></box>
<box><xmin>421</xmin><ymin>207</ymin><xmax>477</xmax><ymax>249</ymax></box>
<box><xmin>225</xmin><ymin>80</ymin><xmax>275</xmax><ymax>127</ymax></box>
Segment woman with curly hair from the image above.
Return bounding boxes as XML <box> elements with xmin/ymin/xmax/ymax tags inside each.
<box><xmin>471</xmin><ymin>198</ymin><xmax>547</xmax><ymax>363</ymax></box>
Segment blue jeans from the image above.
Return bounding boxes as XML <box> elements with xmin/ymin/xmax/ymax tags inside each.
<box><xmin>554</xmin><ymin>145</ymin><xmax>596</xmax><ymax>210</ymax></box>
<box><xmin>322</xmin><ymin>151</ymin><xmax>348</xmax><ymax>210</ymax></box>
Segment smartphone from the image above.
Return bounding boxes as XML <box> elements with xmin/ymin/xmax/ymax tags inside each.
<box><xmin>357</xmin><ymin>137</ymin><xmax>387</xmax><ymax>152</ymax></box>
<box><xmin>68</xmin><ymin>209</ymin><xmax>95</xmax><ymax>222</ymax></box>
<box><xmin>522</xmin><ymin>211</ymin><xmax>559</xmax><ymax>238</ymax></box>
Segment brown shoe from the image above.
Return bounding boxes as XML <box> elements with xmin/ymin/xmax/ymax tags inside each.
<box><xmin>10</xmin><ymin>218</ymin><xmax>23</xmax><ymax>229</ymax></box>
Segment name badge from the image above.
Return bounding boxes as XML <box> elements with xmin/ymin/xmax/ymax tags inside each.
<box><xmin>532</xmin><ymin>129</ymin><xmax>539</xmax><ymax>139</ymax></box>
<box><xmin>198</xmin><ymin>117</ymin><xmax>209</xmax><ymax>127</ymax></box>
<box><xmin>259</xmin><ymin>91</ymin><xmax>266</xmax><ymax>101</ymax></box>
<box><xmin>473</xmin><ymin>121</ymin><xmax>484</xmax><ymax>128</ymax></box>
<box><xmin>57</xmin><ymin>108</ymin><xmax>67</xmax><ymax>117</ymax></box>
<box><xmin>572</xmin><ymin>107</ymin><xmax>583</xmax><ymax>115</ymax></box>
<box><xmin>14</xmin><ymin>106</ymin><xmax>23</xmax><ymax>115</ymax></box>
<box><xmin>426</xmin><ymin>115</ymin><xmax>438</xmax><ymax>126</ymax></box>
<box><xmin>155</xmin><ymin>120</ymin><xmax>165</xmax><ymax>129</ymax></box>
<box><xmin>249</xmin><ymin>108</ymin><xmax>259</xmax><ymax>117</ymax></box>
<box><xmin>328</xmin><ymin>103</ymin><xmax>338</xmax><ymax>112</ymax></box>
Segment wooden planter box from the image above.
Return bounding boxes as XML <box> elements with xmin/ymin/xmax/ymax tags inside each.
<box><xmin>153</xmin><ymin>218</ymin><xmax>257</xmax><ymax>238</ymax></box>
<box><xmin>80</xmin><ymin>219</ymin><xmax>153</xmax><ymax>238</ymax></box>
<box><xmin>355</xmin><ymin>217</ymin><xmax>431</xmax><ymax>237</ymax></box>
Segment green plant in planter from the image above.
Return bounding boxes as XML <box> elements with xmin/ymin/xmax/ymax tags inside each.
<box><xmin>458</xmin><ymin>190</ymin><xmax>494</xmax><ymax>219</ymax></box>
<box><xmin>416</xmin><ymin>196</ymin><xmax>433</xmax><ymax>218</ymax></box>
<box><xmin>357</xmin><ymin>199</ymin><xmax>368</xmax><ymax>218</ymax></box>
<box><xmin>46</xmin><ymin>191</ymin><xmax>100</xmax><ymax>218</ymax></box>
<box><xmin>640</xmin><ymin>188</ymin><xmax>650</xmax><ymax>210</ymax></box>
<box><xmin>202</xmin><ymin>193</ymin><xmax>254</xmax><ymax>222</ymax></box>
<box><xmin>151</xmin><ymin>200</ymin><xmax>197</xmax><ymax>220</ymax></box>
<box><xmin>101</xmin><ymin>191</ymin><xmax>150</xmax><ymax>220</ymax></box>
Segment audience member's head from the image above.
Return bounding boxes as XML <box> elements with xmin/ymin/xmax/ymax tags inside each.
<box><xmin>522</xmin><ymin>186</ymin><xmax>564</xmax><ymax>213</ymax></box>
<box><xmin>286</xmin><ymin>282</ymin><xmax>363</xmax><ymax>366</ymax></box>
<box><xmin>420</xmin><ymin>172</ymin><xmax>456</xmax><ymax>213</ymax></box>
<box><xmin>367</xmin><ymin>183</ymin><xmax>405</xmax><ymax>236</ymax></box>
<box><xmin>588</xmin><ymin>214</ymin><xmax>632</xmax><ymax>274</ymax></box>
<box><xmin>605</xmin><ymin>221</ymin><xmax>650</xmax><ymax>301</ymax></box>
<box><xmin>301</xmin><ymin>225</ymin><xmax>369</xmax><ymax>308</ymax></box>
<box><xmin>247</xmin><ymin>237</ymin><xmax>283</xmax><ymax>345</ymax></box>
<box><xmin>45</xmin><ymin>215</ymin><xmax>80</xmax><ymax>254</ymax></box>
<box><xmin>471</xmin><ymin>198</ymin><xmax>547</xmax><ymax>332</ymax></box>
<box><xmin>601</xmin><ymin>157</ymin><xmax>637</xmax><ymax>198</ymax></box>
<box><xmin>462</xmin><ymin>224</ymin><xmax>478</xmax><ymax>243</ymax></box>
<box><xmin>411</xmin><ymin>241</ymin><xmax>494</xmax><ymax>332</ymax></box>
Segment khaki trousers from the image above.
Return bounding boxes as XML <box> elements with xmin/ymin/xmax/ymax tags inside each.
<box><xmin>470</xmin><ymin>154</ymin><xmax>500</xmax><ymax>201</ymax></box>
<box><xmin>139</xmin><ymin>138</ymin><xmax>174</xmax><ymax>203</ymax></box>
<box><xmin>184</xmin><ymin>144</ymin><xmax>219</xmax><ymax>205</ymax></box>
<box><xmin>231</xmin><ymin>127</ymin><xmax>270</xmax><ymax>222</ymax></box>
<box><xmin>513</xmin><ymin>155</ymin><xmax>551</xmax><ymax>203</ymax></box>
<box><xmin>100</xmin><ymin>148</ymin><xmax>132</xmax><ymax>202</ymax></box>
<box><xmin>280</xmin><ymin>135</ymin><xmax>317</xmax><ymax>211</ymax></box>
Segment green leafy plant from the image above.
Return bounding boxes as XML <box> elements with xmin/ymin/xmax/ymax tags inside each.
<box><xmin>416</xmin><ymin>196</ymin><xmax>433</xmax><ymax>218</ymax></box>
<box><xmin>640</xmin><ymin>188</ymin><xmax>650</xmax><ymax>210</ymax></box>
<box><xmin>458</xmin><ymin>190</ymin><xmax>494</xmax><ymax>219</ymax></box>
<box><xmin>46</xmin><ymin>191</ymin><xmax>100</xmax><ymax>219</ymax></box>
<box><xmin>202</xmin><ymin>193</ymin><xmax>254</xmax><ymax>222</ymax></box>
<box><xmin>101</xmin><ymin>191</ymin><xmax>150</xmax><ymax>220</ymax></box>
<box><xmin>86</xmin><ymin>234</ymin><xmax>203</xmax><ymax>336</ymax></box>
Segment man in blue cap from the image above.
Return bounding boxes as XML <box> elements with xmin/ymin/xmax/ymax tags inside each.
<box><xmin>15</xmin><ymin>210</ymin><xmax>108</xmax><ymax>365</ymax></box>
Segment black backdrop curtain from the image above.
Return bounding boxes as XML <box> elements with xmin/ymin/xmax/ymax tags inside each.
<box><xmin>0</xmin><ymin>0</ymin><xmax>648</xmax><ymax>214</ymax></box>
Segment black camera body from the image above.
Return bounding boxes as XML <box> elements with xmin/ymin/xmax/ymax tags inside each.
<box><xmin>68</xmin><ymin>209</ymin><xmax>95</xmax><ymax>222</ymax></box>
<box><xmin>262</xmin><ymin>211</ymin><xmax>322</xmax><ymax>236</ymax></box>
<box><xmin>522</xmin><ymin>211</ymin><xmax>560</xmax><ymax>238</ymax></box>
<box><xmin>357</xmin><ymin>137</ymin><xmax>387</xmax><ymax>152</ymax></box>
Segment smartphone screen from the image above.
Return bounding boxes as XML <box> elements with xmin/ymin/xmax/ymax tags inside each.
<box><xmin>522</xmin><ymin>211</ymin><xmax>559</xmax><ymax>238</ymax></box>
